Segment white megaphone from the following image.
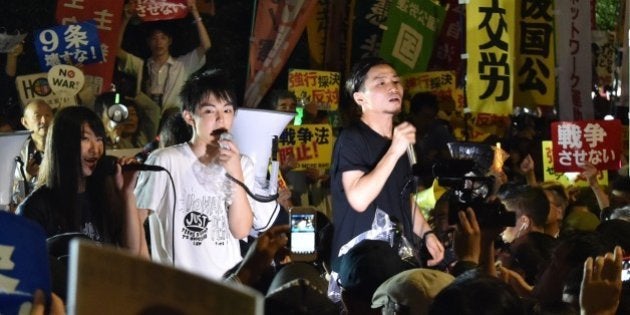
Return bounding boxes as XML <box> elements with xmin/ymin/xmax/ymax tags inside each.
<box><xmin>0</xmin><ymin>131</ymin><xmax>31</xmax><ymax>210</ymax></box>
<box><xmin>231</xmin><ymin>108</ymin><xmax>294</xmax><ymax>198</ymax></box>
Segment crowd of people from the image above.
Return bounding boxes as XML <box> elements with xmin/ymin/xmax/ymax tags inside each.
<box><xmin>1</xmin><ymin>1</ymin><xmax>629</xmax><ymax>315</ymax></box>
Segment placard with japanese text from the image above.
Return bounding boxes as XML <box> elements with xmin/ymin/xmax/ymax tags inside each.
<box><xmin>56</xmin><ymin>0</ymin><xmax>124</xmax><ymax>94</ymax></box>
<box><xmin>288</xmin><ymin>69</ymin><xmax>340</xmax><ymax>111</ymax></box>
<box><xmin>277</xmin><ymin>124</ymin><xmax>333</xmax><ymax>171</ymax></box>
<box><xmin>551</xmin><ymin>120</ymin><xmax>621</xmax><ymax>172</ymax></box>
<box><xmin>135</xmin><ymin>0</ymin><xmax>188</xmax><ymax>22</ymax></box>
<box><xmin>34</xmin><ymin>22</ymin><xmax>103</xmax><ymax>70</ymax></box>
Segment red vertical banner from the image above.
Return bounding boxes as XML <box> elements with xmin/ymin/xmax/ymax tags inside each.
<box><xmin>245</xmin><ymin>0</ymin><xmax>318</xmax><ymax>108</ymax></box>
<box><xmin>428</xmin><ymin>0</ymin><xmax>464</xmax><ymax>77</ymax></box>
<box><xmin>56</xmin><ymin>0</ymin><xmax>124</xmax><ymax>94</ymax></box>
<box><xmin>551</xmin><ymin>120</ymin><xmax>622</xmax><ymax>172</ymax></box>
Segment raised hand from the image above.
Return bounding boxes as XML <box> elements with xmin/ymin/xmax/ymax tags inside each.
<box><xmin>580</xmin><ymin>246</ymin><xmax>623</xmax><ymax>315</ymax></box>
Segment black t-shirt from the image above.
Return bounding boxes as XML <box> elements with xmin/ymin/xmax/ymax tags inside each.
<box><xmin>329</xmin><ymin>121</ymin><xmax>415</xmax><ymax>270</ymax></box>
<box><xmin>17</xmin><ymin>186</ymin><xmax>105</xmax><ymax>242</ymax></box>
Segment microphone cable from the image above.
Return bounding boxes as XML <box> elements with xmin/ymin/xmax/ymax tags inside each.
<box><xmin>224</xmin><ymin>173</ymin><xmax>279</xmax><ymax>203</ymax></box>
<box><xmin>224</xmin><ymin>173</ymin><xmax>281</xmax><ymax>233</ymax></box>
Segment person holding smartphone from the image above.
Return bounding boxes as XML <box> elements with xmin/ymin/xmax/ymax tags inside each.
<box><xmin>329</xmin><ymin>57</ymin><xmax>444</xmax><ymax>271</ymax></box>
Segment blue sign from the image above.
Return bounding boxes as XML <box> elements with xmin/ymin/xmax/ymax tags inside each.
<box><xmin>0</xmin><ymin>212</ymin><xmax>50</xmax><ymax>314</ymax></box>
<box><xmin>34</xmin><ymin>21</ymin><xmax>103</xmax><ymax>71</ymax></box>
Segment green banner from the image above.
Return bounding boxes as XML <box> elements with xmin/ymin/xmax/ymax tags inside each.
<box><xmin>380</xmin><ymin>0</ymin><xmax>445</xmax><ymax>75</ymax></box>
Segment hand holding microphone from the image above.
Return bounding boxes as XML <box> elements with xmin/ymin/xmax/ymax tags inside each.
<box><xmin>392</xmin><ymin>122</ymin><xmax>417</xmax><ymax>167</ymax></box>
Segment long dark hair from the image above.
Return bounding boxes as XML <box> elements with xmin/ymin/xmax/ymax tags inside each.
<box><xmin>38</xmin><ymin>106</ymin><xmax>124</xmax><ymax>244</ymax></box>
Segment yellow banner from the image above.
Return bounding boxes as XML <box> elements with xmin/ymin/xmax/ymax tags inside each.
<box><xmin>514</xmin><ymin>0</ymin><xmax>555</xmax><ymax>107</ymax></box>
<box><xmin>542</xmin><ymin>141</ymin><xmax>608</xmax><ymax>187</ymax></box>
<box><xmin>466</xmin><ymin>0</ymin><xmax>515</xmax><ymax>115</ymax></box>
<box><xmin>278</xmin><ymin>124</ymin><xmax>334</xmax><ymax>171</ymax></box>
<box><xmin>288</xmin><ymin>69</ymin><xmax>340</xmax><ymax>111</ymax></box>
<box><xmin>402</xmin><ymin>71</ymin><xmax>461</xmax><ymax>110</ymax></box>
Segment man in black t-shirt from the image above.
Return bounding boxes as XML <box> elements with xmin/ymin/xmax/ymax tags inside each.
<box><xmin>329</xmin><ymin>57</ymin><xmax>444</xmax><ymax>270</ymax></box>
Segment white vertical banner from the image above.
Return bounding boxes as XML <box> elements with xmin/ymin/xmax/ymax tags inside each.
<box><xmin>555</xmin><ymin>0</ymin><xmax>593</xmax><ymax>120</ymax></box>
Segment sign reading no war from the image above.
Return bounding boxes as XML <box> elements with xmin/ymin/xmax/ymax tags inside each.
<box><xmin>47</xmin><ymin>64</ymin><xmax>85</xmax><ymax>96</ymax></box>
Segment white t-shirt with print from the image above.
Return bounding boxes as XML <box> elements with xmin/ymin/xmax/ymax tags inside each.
<box><xmin>135</xmin><ymin>143</ymin><xmax>254</xmax><ymax>280</ymax></box>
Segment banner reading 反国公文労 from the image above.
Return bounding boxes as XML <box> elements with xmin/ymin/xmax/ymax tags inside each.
<box><xmin>514</xmin><ymin>0</ymin><xmax>555</xmax><ymax>107</ymax></box>
<box><xmin>466</xmin><ymin>0</ymin><xmax>516</xmax><ymax>115</ymax></box>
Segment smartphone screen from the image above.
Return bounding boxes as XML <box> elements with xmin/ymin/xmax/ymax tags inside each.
<box><xmin>290</xmin><ymin>212</ymin><xmax>316</xmax><ymax>258</ymax></box>
<box><xmin>622</xmin><ymin>257</ymin><xmax>630</xmax><ymax>282</ymax></box>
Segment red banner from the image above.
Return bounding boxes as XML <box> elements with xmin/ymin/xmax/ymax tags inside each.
<box><xmin>244</xmin><ymin>0</ymin><xmax>318</xmax><ymax>108</ymax></box>
<box><xmin>551</xmin><ymin>120</ymin><xmax>622</xmax><ymax>172</ymax></box>
<box><xmin>56</xmin><ymin>0</ymin><xmax>125</xmax><ymax>94</ymax></box>
<box><xmin>135</xmin><ymin>0</ymin><xmax>188</xmax><ymax>22</ymax></box>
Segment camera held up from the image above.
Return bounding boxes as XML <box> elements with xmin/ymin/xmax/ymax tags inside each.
<box><xmin>433</xmin><ymin>159</ymin><xmax>515</xmax><ymax>228</ymax></box>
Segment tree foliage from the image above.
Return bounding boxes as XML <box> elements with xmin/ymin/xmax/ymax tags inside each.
<box><xmin>596</xmin><ymin>0</ymin><xmax>622</xmax><ymax>31</ymax></box>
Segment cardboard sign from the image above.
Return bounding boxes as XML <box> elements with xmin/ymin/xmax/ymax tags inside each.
<box><xmin>67</xmin><ymin>240</ymin><xmax>263</xmax><ymax>315</ymax></box>
<box><xmin>136</xmin><ymin>0</ymin><xmax>189</xmax><ymax>21</ymax></box>
<box><xmin>34</xmin><ymin>21</ymin><xmax>103</xmax><ymax>70</ymax></box>
<box><xmin>551</xmin><ymin>120</ymin><xmax>622</xmax><ymax>172</ymax></box>
<box><xmin>47</xmin><ymin>64</ymin><xmax>85</xmax><ymax>96</ymax></box>
<box><xmin>16</xmin><ymin>73</ymin><xmax>77</xmax><ymax>109</ymax></box>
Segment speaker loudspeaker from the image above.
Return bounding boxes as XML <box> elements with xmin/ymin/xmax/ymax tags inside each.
<box><xmin>231</xmin><ymin>108</ymin><xmax>294</xmax><ymax>194</ymax></box>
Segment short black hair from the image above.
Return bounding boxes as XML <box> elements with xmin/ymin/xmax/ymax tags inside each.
<box><xmin>179</xmin><ymin>69</ymin><xmax>237</xmax><ymax>113</ymax></box>
<box><xmin>345</xmin><ymin>56</ymin><xmax>394</xmax><ymax>99</ymax></box>
<box><xmin>504</xmin><ymin>186</ymin><xmax>550</xmax><ymax>227</ymax></box>
<box><xmin>144</xmin><ymin>21</ymin><xmax>173</xmax><ymax>39</ymax></box>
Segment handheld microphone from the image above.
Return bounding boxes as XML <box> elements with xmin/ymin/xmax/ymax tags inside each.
<box><xmin>134</xmin><ymin>138</ymin><xmax>159</xmax><ymax>163</ymax></box>
<box><xmin>101</xmin><ymin>155</ymin><xmax>165</xmax><ymax>175</ymax></box>
<box><xmin>407</xmin><ymin>144</ymin><xmax>417</xmax><ymax>167</ymax></box>
<box><xmin>219</xmin><ymin>131</ymin><xmax>232</xmax><ymax>150</ymax></box>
